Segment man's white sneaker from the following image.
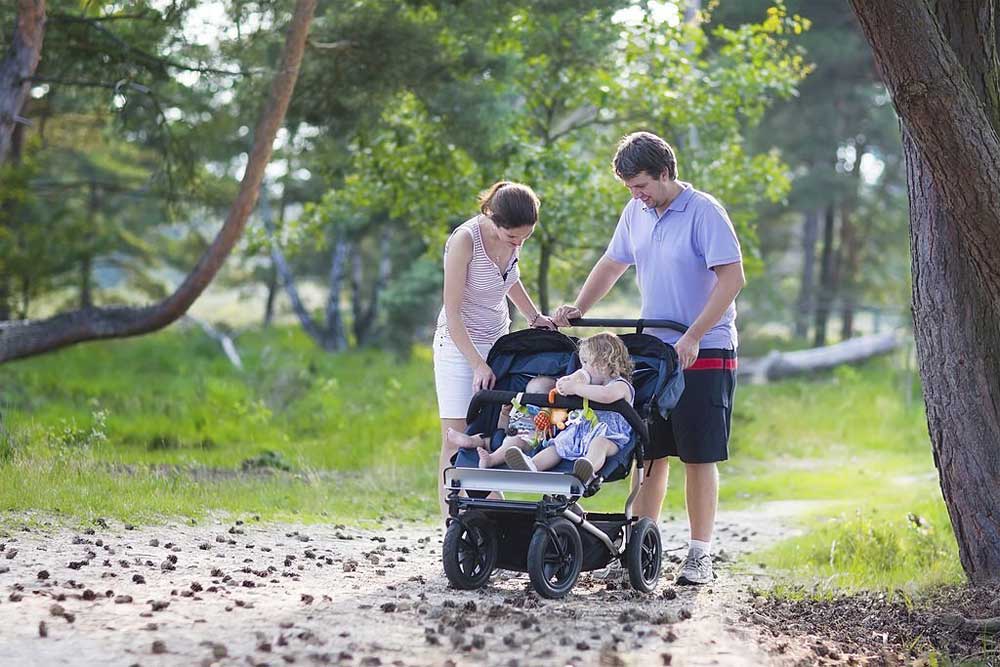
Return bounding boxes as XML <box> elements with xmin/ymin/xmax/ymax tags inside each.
<box><xmin>675</xmin><ymin>551</ymin><xmax>714</xmax><ymax>585</ymax></box>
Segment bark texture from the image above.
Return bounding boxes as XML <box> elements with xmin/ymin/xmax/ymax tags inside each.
<box><xmin>0</xmin><ymin>0</ymin><xmax>45</xmax><ymax>166</ymax></box>
<box><xmin>850</xmin><ymin>0</ymin><xmax>1000</xmax><ymax>583</ymax></box>
<box><xmin>0</xmin><ymin>0</ymin><xmax>317</xmax><ymax>363</ymax></box>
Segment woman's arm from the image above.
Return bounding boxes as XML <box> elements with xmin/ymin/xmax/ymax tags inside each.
<box><xmin>507</xmin><ymin>280</ymin><xmax>552</xmax><ymax>328</ymax></box>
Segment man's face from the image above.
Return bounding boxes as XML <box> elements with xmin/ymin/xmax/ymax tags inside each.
<box><xmin>623</xmin><ymin>171</ymin><xmax>671</xmax><ymax>209</ymax></box>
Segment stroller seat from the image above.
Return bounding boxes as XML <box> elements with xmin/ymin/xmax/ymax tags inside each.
<box><xmin>453</xmin><ymin>327</ymin><xmax>682</xmax><ymax>485</ymax></box>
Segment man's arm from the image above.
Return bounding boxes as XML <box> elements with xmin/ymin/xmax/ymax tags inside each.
<box><xmin>552</xmin><ymin>255</ymin><xmax>630</xmax><ymax>326</ymax></box>
<box><xmin>674</xmin><ymin>261</ymin><xmax>745</xmax><ymax>369</ymax></box>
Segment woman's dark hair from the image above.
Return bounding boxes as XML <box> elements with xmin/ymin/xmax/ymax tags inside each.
<box><xmin>612</xmin><ymin>131</ymin><xmax>677</xmax><ymax>181</ymax></box>
<box><xmin>478</xmin><ymin>181</ymin><xmax>540</xmax><ymax>229</ymax></box>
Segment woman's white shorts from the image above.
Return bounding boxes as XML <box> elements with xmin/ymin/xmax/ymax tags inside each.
<box><xmin>433</xmin><ymin>337</ymin><xmax>494</xmax><ymax>419</ymax></box>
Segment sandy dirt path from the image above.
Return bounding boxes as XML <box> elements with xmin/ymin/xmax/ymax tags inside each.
<box><xmin>0</xmin><ymin>504</ymin><xmax>815</xmax><ymax>667</ymax></box>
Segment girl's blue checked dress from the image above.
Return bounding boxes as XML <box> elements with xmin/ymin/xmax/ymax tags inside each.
<box><xmin>549</xmin><ymin>378</ymin><xmax>635</xmax><ymax>460</ymax></box>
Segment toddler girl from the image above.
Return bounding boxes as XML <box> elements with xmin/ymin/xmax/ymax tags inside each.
<box><xmin>502</xmin><ymin>332</ymin><xmax>635</xmax><ymax>482</ymax></box>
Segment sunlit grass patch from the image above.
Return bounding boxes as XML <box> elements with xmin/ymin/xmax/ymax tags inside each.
<box><xmin>759</xmin><ymin>497</ymin><xmax>963</xmax><ymax>593</ymax></box>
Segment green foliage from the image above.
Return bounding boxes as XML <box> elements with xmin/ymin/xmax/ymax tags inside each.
<box><xmin>378</xmin><ymin>256</ymin><xmax>444</xmax><ymax>355</ymax></box>
<box><xmin>713</xmin><ymin>0</ymin><xmax>910</xmax><ymax>329</ymax></box>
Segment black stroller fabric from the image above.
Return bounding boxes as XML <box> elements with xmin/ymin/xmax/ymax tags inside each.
<box><xmin>452</xmin><ymin>328</ymin><xmax>683</xmax><ymax>481</ymax></box>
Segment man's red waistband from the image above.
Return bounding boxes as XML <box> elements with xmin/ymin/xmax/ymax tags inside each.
<box><xmin>686</xmin><ymin>357</ymin><xmax>738</xmax><ymax>371</ymax></box>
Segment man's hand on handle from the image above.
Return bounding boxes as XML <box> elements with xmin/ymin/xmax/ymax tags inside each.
<box><xmin>551</xmin><ymin>305</ymin><xmax>582</xmax><ymax>328</ymax></box>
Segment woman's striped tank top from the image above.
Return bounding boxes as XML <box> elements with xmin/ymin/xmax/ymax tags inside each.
<box><xmin>435</xmin><ymin>216</ymin><xmax>520</xmax><ymax>347</ymax></box>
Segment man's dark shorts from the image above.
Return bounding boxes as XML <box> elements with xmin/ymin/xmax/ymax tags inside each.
<box><xmin>647</xmin><ymin>348</ymin><xmax>736</xmax><ymax>464</ymax></box>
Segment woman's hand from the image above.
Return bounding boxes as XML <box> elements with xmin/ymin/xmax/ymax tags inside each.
<box><xmin>473</xmin><ymin>360</ymin><xmax>496</xmax><ymax>392</ymax></box>
<box><xmin>530</xmin><ymin>314</ymin><xmax>557</xmax><ymax>330</ymax></box>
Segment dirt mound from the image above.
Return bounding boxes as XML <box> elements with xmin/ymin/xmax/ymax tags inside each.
<box><xmin>747</xmin><ymin>584</ymin><xmax>1000</xmax><ymax>665</ymax></box>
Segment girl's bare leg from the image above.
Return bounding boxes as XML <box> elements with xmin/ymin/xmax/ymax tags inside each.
<box><xmin>573</xmin><ymin>437</ymin><xmax>619</xmax><ymax>481</ymax></box>
<box><xmin>530</xmin><ymin>446</ymin><xmax>564</xmax><ymax>472</ymax></box>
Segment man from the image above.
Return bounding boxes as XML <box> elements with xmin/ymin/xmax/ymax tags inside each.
<box><xmin>552</xmin><ymin>131</ymin><xmax>745</xmax><ymax>585</ymax></box>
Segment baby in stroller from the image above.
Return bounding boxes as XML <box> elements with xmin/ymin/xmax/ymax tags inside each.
<box><xmin>445</xmin><ymin>375</ymin><xmax>558</xmax><ymax>466</ymax></box>
<box><xmin>494</xmin><ymin>332</ymin><xmax>635</xmax><ymax>483</ymax></box>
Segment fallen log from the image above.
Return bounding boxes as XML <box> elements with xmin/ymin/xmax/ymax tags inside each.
<box><xmin>739</xmin><ymin>329</ymin><xmax>908</xmax><ymax>383</ymax></box>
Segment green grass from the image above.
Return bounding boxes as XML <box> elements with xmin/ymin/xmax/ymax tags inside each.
<box><xmin>1</xmin><ymin>327</ymin><xmax>441</xmax><ymax>524</ymax></box>
<box><xmin>0</xmin><ymin>326</ymin><xmax>962</xmax><ymax>592</ymax></box>
<box><xmin>760</xmin><ymin>498</ymin><xmax>963</xmax><ymax>594</ymax></box>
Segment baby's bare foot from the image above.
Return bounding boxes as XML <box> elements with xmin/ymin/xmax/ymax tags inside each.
<box><xmin>447</xmin><ymin>427</ymin><xmax>481</xmax><ymax>449</ymax></box>
<box><xmin>477</xmin><ymin>447</ymin><xmax>492</xmax><ymax>469</ymax></box>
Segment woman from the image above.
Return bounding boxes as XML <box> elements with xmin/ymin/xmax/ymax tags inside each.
<box><xmin>433</xmin><ymin>181</ymin><xmax>553</xmax><ymax>515</ymax></box>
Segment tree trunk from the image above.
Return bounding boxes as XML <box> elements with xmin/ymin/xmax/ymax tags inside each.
<box><xmin>349</xmin><ymin>229</ymin><xmax>391</xmax><ymax>345</ymax></box>
<box><xmin>80</xmin><ymin>180</ymin><xmax>98</xmax><ymax>309</ymax></box>
<box><xmin>794</xmin><ymin>209</ymin><xmax>820</xmax><ymax>339</ymax></box>
<box><xmin>0</xmin><ymin>93</ymin><xmax>29</xmax><ymax>322</ymax></box>
<box><xmin>813</xmin><ymin>203</ymin><xmax>838</xmax><ymax>347</ymax></box>
<box><xmin>368</xmin><ymin>229</ymin><xmax>392</xmax><ymax>340</ymax></box>
<box><xmin>0</xmin><ymin>0</ymin><xmax>317</xmax><ymax>363</ymax></box>
<box><xmin>324</xmin><ymin>232</ymin><xmax>349</xmax><ymax>351</ymax></box>
<box><xmin>838</xmin><ymin>200</ymin><xmax>861</xmax><ymax>340</ymax></box>
<box><xmin>262</xmin><ymin>190</ymin><xmax>287</xmax><ymax>328</ymax></box>
<box><xmin>263</xmin><ymin>264</ymin><xmax>277</xmax><ymax>328</ymax></box>
<box><xmin>79</xmin><ymin>254</ymin><xmax>93</xmax><ymax>309</ymax></box>
<box><xmin>0</xmin><ymin>279</ymin><xmax>9</xmax><ymax>321</ymax></box>
<box><xmin>264</xmin><ymin>214</ymin><xmax>328</xmax><ymax>349</ymax></box>
<box><xmin>536</xmin><ymin>237</ymin><xmax>552</xmax><ymax>316</ymax></box>
<box><xmin>0</xmin><ymin>0</ymin><xmax>45</xmax><ymax>167</ymax></box>
<box><xmin>850</xmin><ymin>0</ymin><xmax>1000</xmax><ymax>583</ymax></box>
<box><xmin>18</xmin><ymin>276</ymin><xmax>29</xmax><ymax>319</ymax></box>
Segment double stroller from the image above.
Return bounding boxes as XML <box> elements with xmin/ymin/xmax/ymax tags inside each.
<box><xmin>442</xmin><ymin>318</ymin><xmax>685</xmax><ymax>598</ymax></box>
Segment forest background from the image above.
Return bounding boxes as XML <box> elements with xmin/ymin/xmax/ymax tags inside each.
<box><xmin>0</xmin><ymin>0</ymin><xmax>953</xmax><ymax>596</ymax></box>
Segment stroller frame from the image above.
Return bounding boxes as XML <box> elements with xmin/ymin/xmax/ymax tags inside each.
<box><xmin>442</xmin><ymin>318</ymin><xmax>685</xmax><ymax>599</ymax></box>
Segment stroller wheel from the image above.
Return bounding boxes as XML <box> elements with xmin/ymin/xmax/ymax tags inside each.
<box><xmin>527</xmin><ymin>518</ymin><xmax>583</xmax><ymax>599</ymax></box>
<box><xmin>626</xmin><ymin>517</ymin><xmax>662</xmax><ymax>593</ymax></box>
<box><xmin>443</xmin><ymin>510</ymin><xmax>498</xmax><ymax>590</ymax></box>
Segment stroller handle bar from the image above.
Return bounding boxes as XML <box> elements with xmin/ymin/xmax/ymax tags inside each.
<box><xmin>466</xmin><ymin>390</ymin><xmax>650</xmax><ymax>454</ymax></box>
<box><xmin>566</xmin><ymin>317</ymin><xmax>688</xmax><ymax>334</ymax></box>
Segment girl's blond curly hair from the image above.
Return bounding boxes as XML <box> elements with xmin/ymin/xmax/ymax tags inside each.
<box><xmin>579</xmin><ymin>332</ymin><xmax>634</xmax><ymax>379</ymax></box>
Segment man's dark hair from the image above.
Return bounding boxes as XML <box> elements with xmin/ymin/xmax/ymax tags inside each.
<box><xmin>612</xmin><ymin>131</ymin><xmax>677</xmax><ymax>181</ymax></box>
